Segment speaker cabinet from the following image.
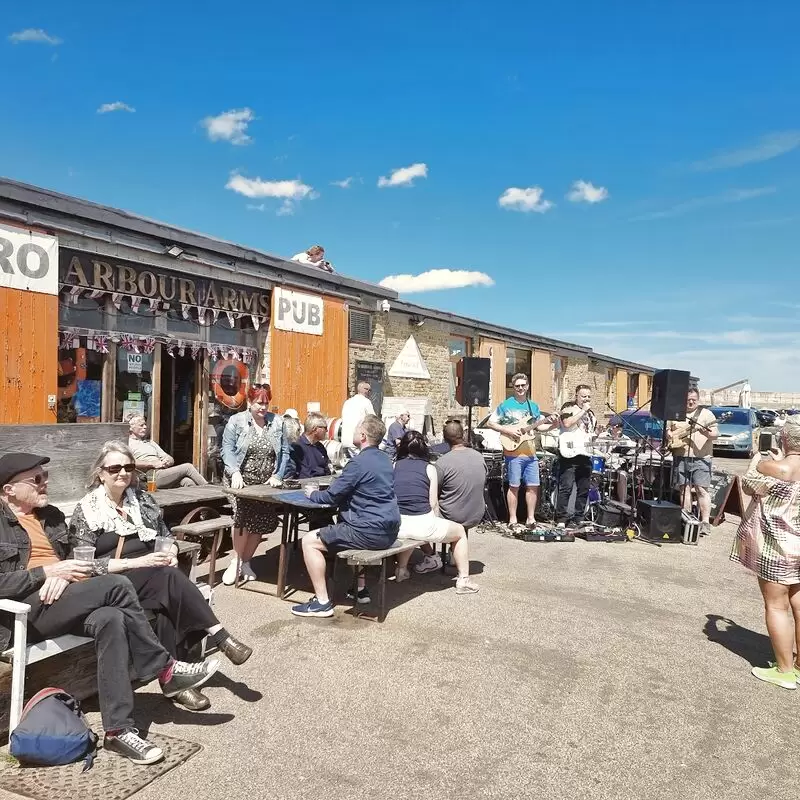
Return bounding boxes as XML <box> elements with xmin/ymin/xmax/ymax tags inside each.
<box><xmin>637</xmin><ymin>499</ymin><xmax>683</xmax><ymax>542</ymax></box>
<box><xmin>650</xmin><ymin>369</ymin><xmax>691</xmax><ymax>421</ymax></box>
<box><xmin>456</xmin><ymin>357</ymin><xmax>490</xmax><ymax>407</ymax></box>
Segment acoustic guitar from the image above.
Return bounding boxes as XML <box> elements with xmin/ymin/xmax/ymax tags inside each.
<box><xmin>667</xmin><ymin>411</ymin><xmax>730</xmax><ymax>451</ymax></box>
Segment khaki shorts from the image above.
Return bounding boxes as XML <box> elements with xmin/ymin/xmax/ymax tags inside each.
<box><xmin>399</xmin><ymin>512</ymin><xmax>454</xmax><ymax>543</ymax></box>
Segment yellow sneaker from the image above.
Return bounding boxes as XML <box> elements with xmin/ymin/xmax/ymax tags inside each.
<box><xmin>752</xmin><ymin>665</ymin><xmax>797</xmax><ymax>689</ymax></box>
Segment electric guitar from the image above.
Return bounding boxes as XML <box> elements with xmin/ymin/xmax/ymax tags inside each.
<box><xmin>667</xmin><ymin>412</ymin><xmax>730</xmax><ymax>451</ymax></box>
<box><xmin>557</xmin><ymin>405</ymin><xmax>596</xmax><ymax>458</ymax></box>
<box><xmin>499</xmin><ymin>417</ymin><xmax>539</xmax><ymax>455</ymax></box>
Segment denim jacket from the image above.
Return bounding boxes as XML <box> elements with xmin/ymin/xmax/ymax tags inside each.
<box><xmin>0</xmin><ymin>502</ymin><xmax>71</xmax><ymax>652</ymax></box>
<box><xmin>221</xmin><ymin>410</ymin><xmax>290</xmax><ymax>479</ymax></box>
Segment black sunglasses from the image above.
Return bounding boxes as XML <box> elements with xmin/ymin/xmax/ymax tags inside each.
<box><xmin>103</xmin><ymin>463</ymin><xmax>137</xmax><ymax>475</ymax></box>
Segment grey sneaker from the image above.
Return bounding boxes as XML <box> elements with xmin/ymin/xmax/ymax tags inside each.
<box><xmin>160</xmin><ymin>657</ymin><xmax>220</xmax><ymax>698</ymax></box>
<box><xmin>700</xmin><ymin>522</ymin><xmax>712</xmax><ymax>536</ymax></box>
<box><xmin>104</xmin><ymin>728</ymin><xmax>164</xmax><ymax>765</ymax></box>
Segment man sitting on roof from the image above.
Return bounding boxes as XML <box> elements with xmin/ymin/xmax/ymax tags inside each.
<box><xmin>291</xmin><ymin>244</ymin><xmax>334</xmax><ymax>273</ymax></box>
<box><xmin>128</xmin><ymin>415</ymin><xmax>207</xmax><ymax>489</ymax></box>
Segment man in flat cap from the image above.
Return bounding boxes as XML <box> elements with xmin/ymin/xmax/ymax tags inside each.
<box><xmin>0</xmin><ymin>453</ymin><xmax>217</xmax><ymax>765</ymax></box>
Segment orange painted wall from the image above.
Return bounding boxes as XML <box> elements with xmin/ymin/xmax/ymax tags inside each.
<box><xmin>0</xmin><ymin>287</ymin><xmax>58</xmax><ymax>423</ymax></box>
<box><xmin>615</xmin><ymin>369</ymin><xmax>629</xmax><ymax>412</ymax></box>
<box><xmin>477</xmin><ymin>337</ymin><xmax>506</xmax><ymax>416</ymax></box>
<box><xmin>269</xmin><ymin>296</ymin><xmax>348</xmax><ymax>418</ymax></box>
<box><xmin>531</xmin><ymin>349</ymin><xmax>552</xmax><ymax>410</ymax></box>
<box><xmin>638</xmin><ymin>373</ymin><xmax>650</xmax><ymax>409</ymax></box>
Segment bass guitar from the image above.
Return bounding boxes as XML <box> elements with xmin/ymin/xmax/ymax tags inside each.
<box><xmin>558</xmin><ymin>428</ymin><xmax>595</xmax><ymax>458</ymax></box>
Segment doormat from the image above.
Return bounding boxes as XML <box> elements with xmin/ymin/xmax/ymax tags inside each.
<box><xmin>0</xmin><ymin>732</ymin><xmax>201</xmax><ymax>800</ymax></box>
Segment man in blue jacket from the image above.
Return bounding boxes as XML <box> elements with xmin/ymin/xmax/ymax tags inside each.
<box><xmin>291</xmin><ymin>415</ymin><xmax>400</xmax><ymax>618</ymax></box>
<box><xmin>284</xmin><ymin>413</ymin><xmax>332</xmax><ymax>479</ymax></box>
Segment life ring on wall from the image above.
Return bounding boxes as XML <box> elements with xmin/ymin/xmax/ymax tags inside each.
<box><xmin>212</xmin><ymin>359</ymin><xmax>249</xmax><ymax>410</ymax></box>
<box><xmin>327</xmin><ymin>417</ymin><xmax>342</xmax><ymax>442</ymax></box>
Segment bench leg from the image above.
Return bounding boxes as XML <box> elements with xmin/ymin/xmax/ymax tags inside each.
<box><xmin>378</xmin><ymin>558</ymin><xmax>388</xmax><ymax>623</ymax></box>
<box><xmin>276</xmin><ymin>511</ymin><xmax>292</xmax><ymax>599</ymax></box>
<box><xmin>207</xmin><ymin>529</ymin><xmax>223</xmax><ymax>588</ymax></box>
<box><xmin>9</xmin><ymin>610</ymin><xmax>29</xmax><ymax>733</ymax></box>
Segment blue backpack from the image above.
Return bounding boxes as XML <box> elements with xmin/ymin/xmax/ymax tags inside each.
<box><xmin>9</xmin><ymin>688</ymin><xmax>98</xmax><ymax>770</ymax></box>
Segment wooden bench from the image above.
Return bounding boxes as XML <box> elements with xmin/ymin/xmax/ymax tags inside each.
<box><xmin>171</xmin><ymin>515</ymin><xmax>234</xmax><ymax>588</ymax></box>
<box><xmin>0</xmin><ymin>540</ymin><xmax>205</xmax><ymax>738</ymax></box>
<box><xmin>334</xmin><ymin>539</ymin><xmax>427</xmax><ymax>623</ymax></box>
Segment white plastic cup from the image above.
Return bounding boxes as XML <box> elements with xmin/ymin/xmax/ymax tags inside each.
<box><xmin>73</xmin><ymin>546</ymin><xmax>95</xmax><ymax>563</ymax></box>
<box><xmin>153</xmin><ymin>536</ymin><xmax>175</xmax><ymax>554</ymax></box>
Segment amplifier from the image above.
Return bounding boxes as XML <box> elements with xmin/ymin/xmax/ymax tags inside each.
<box><xmin>593</xmin><ymin>500</ymin><xmax>632</xmax><ymax>529</ymax></box>
<box><xmin>637</xmin><ymin>499</ymin><xmax>682</xmax><ymax>542</ymax></box>
<box><xmin>483</xmin><ymin>453</ymin><xmax>504</xmax><ymax>481</ymax></box>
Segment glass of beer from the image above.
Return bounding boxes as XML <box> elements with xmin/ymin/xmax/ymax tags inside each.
<box><xmin>153</xmin><ymin>536</ymin><xmax>175</xmax><ymax>553</ymax></box>
<box><xmin>147</xmin><ymin>469</ymin><xmax>158</xmax><ymax>492</ymax></box>
<box><xmin>73</xmin><ymin>546</ymin><xmax>95</xmax><ymax>563</ymax></box>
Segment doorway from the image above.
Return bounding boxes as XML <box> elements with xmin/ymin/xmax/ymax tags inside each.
<box><xmin>159</xmin><ymin>354</ymin><xmax>197</xmax><ymax>465</ymax></box>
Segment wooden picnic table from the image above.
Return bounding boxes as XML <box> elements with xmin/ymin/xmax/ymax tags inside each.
<box><xmin>225</xmin><ymin>478</ymin><xmax>336</xmax><ymax>598</ymax></box>
<box><xmin>151</xmin><ymin>484</ymin><xmax>230</xmax><ymax>508</ymax></box>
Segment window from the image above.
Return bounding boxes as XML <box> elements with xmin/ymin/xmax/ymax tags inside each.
<box><xmin>349</xmin><ymin>310</ymin><xmax>373</xmax><ymax>344</ymax></box>
<box><xmin>505</xmin><ymin>348</ymin><xmax>531</xmax><ymax>390</ymax></box>
<box><xmin>57</xmin><ymin>344</ymin><xmax>105</xmax><ymax>423</ymax></box>
<box><xmin>448</xmin><ymin>336</ymin><xmax>471</xmax><ymax>406</ymax></box>
<box><xmin>552</xmin><ymin>356</ymin><xmax>566</xmax><ymax>409</ymax></box>
<box><xmin>628</xmin><ymin>373</ymin><xmax>639</xmax><ymax>407</ymax></box>
<box><xmin>115</xmin><ymin>349</ymin><xmax>154</xmax><ymax>422</ymax></box>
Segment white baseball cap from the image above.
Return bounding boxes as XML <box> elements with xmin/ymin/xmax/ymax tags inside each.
<box><xmin>283</xmin><ymin>408</ymin><xmax>299</xmax><ymax>419</ymax></box>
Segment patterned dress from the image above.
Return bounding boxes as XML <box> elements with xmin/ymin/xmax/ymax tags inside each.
<box><xmin>224</xmin><ymin>426</ymin><xmax>280</xmax><ymax>536</ymax></box>
<box><xmin>730</xmin><ymin>467</ymin><xmax>800</xmax><ymax>584</ymax></box>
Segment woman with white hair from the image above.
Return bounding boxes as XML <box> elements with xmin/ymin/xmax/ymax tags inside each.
<box><xmin>730</xmin><ymin>417</ymin><xmax>800</xmax><ymax>689</ymax></box>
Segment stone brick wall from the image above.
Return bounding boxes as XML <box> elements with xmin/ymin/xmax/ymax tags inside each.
<box><xmin>562</xmin><ymin>357</ymin><xmax>615</xmax><ymax>418</ymax></box>
<box><xmin>348</xmin><ymin>311</ymin><xmax>475</xmax><ymax>430</ymax></box>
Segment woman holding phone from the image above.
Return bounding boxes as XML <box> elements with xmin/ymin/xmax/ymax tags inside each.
<box><xmin>730</xmin><ymin>417</ymin><xmax>800</xmax><ymax>688</ymax></box>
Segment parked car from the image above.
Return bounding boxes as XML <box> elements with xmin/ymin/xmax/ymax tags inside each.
<box><xmin>710</xmin><ymin>406</ymin><xmax>759</xmax><ymax>457</ymax></box>
<box><xmin>608</xmin><ymin>410</ymin><xmax>664</xmax><ymax>450</ymax></box>
<box><xmin>755</xmin><ymin>408</ymin><xmax>778</xmax><ymax>428</ymax></box>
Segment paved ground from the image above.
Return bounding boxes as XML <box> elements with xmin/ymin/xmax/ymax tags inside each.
<box><xmin>4</xmin><ymin>484</ymin><xmax>798</xmax><ymax>800</ymax></box>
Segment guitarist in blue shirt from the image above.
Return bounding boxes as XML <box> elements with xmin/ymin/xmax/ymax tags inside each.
<box><xmin>555</xmin><ymin>385</ymin><xmax>597</xmax><ymax>528</ymax></box>
<box><xmin>486</xmin><ymin>373</ymin><xmax>558</xmax><ymax>532</ymax></box>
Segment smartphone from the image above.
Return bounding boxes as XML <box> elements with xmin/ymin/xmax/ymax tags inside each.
<box><xmin>758</xmin><ymin>432</ymin><xmax>773</xmax><ymax>455</ymax></box>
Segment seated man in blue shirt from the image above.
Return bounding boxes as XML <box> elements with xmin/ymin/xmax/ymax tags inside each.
<box><xmin>284</xmin><ymin>413</ymin><xmax>333</xmax><ymax>479</ymax></box>
<box><xmin>291</xmin><ymin>415</ymin><xmax>401</xmax><ymax>618</ymax></box>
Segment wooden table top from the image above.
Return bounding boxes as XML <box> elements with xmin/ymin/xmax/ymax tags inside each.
<box><xmin>225</xmin><ymin>477</ymin><xmax>335</xmax><ymax>508</ymax></box>
<box><xmin>151</xmin><ymin>485</ymin><xmax>230</xmax><ymax>508</ymax></box>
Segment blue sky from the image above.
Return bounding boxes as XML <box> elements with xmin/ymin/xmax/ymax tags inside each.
<box><xmin>2</xmin><ymin>1</ymin><xmax>799</xmax><ymax>391</ymax></box>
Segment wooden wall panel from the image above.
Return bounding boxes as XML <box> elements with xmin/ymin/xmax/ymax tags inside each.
<box><xmin>477</xmin><ymin>338</ymin><xmax>506</xmax><ymax>416</ymax></box>
<box><xmin>615</xmin><ymin>369</ymin><xmax>629</xmax><ymax>413</ymax></box>
<box><xmin>269</xmin><ymin>296</ymin><xmax>348</xmax><ymax>418</ymax></box>
<box><xmin>638</xmin><ymin>373</ymin><xmax>650</xmax><ymax>409</ymax></box>
<box><xmin>531</xmin><ymin>349</ymin><xmax>552</xmax><ymax>411</ymax></box>
<box><xmin>0</xmin><ymin>287</ymin><xmax>58</xmax><ymax>424</ymax></box>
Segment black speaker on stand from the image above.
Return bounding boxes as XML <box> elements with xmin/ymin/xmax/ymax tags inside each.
<box><xmin>641</xmin><ymin>368</ymin><xmax>691</xmax><ymax>542</ymax></box>
<box><xmin>456</xmin><ymin>357</ymin><xmax>491</xmax><ymax>445</ymax></box>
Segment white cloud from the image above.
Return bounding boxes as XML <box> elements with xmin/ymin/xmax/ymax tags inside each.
<box><xmin>691</xmin><ymin>131</ymin><xmax>800</xmax><ymax>171</ymax></box>
<box><xmin>377</xmin><ymin>163</ymin><xmax>428</xmax><ymax>188</ymax></box>
<box><xmin>498</xmin><ymin>186</ymin><xmax>553</xmax><ymax>213</ymax></box>
<box><xmin>246</xmin><ymin>203</ymin><xmax>266</xmax><ymax>212</ymax></box>
<box><xmin>9</xmin><ymin>28</ymin><xmax>62</xmax><ymax>45</ymax></box>
<box><xmin>379</xmin><ymin>269</ymin><xmax>494</xmax><ymax>293</ymax></box>
<box><xmin>567</xmin><ymin>180</ymin><xmax>609</xmax><ymax>204</ymax></box>
<box><xmin>226</xmin><ymin>174</ymin><xmax>313</xmax><ymax>199</ymax></box>
<box><xmin>201</xmin><ymin>108</ymin><xmax>255</xmax><ymax>145</ymax></box>
<box><xmin>331</xmin><ymin>177</ymin><xmax>353</xmax><ymax>189</ymax></box>
<box><xmin>630</xmin><ymin>187</ymin><xmax>775</xmax><ymax>221</ymax></box>
<box><xmin>97</xmin><ymin>101</ymin><xmax>135</xmax><ymax>114</ymax></box>
<box><xmin>276</xmin><ymin>200</ymin><xmax>295</xmax><ymax>217</ymax></box>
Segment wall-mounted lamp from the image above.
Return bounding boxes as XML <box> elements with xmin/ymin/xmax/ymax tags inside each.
<box><xmin>165</xmin><ymin>245</ymin><xmax>184</xmax><ymax>258</ymax></box>
<box><xmin>408</xmin><ymin>315</ymin><xmax>425</xmax><ymax>327</ymax></box>
<box><xmin>378</xmin><ymin>299</ymin><xmax>391</xmax><ymax>313</ymax></box>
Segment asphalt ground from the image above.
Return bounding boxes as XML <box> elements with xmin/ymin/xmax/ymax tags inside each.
<box><xmin>2</xmin><ymin>451</ymin><xmax>791</xmax><ymax>800</ymax></box>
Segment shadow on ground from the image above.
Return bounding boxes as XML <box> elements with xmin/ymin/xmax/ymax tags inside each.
<box><xmin>704</xmin><ymin>613</ymin><xmax>772</xmax><ymax>667</ymax></box>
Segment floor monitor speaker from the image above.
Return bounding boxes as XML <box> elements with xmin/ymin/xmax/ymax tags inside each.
<box><xmin>637</xmin><ymin>499</ymin><xmax>683</xmax><ymax>542</ymax></box>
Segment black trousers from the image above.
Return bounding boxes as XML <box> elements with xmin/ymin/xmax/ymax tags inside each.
<box><xmin>556</xmin><ymin>456</ymin><xmax>592</xmax><ymax>523</ymax></box>
<box><xmin>122</xmin><ymin>567</ymin><xmax>219</xmax><ymax>660</ymax></box>
<box><xmin>24</xmin><ymin>574</ymin><xmax>171</xmax><ymax>732</ymax></box>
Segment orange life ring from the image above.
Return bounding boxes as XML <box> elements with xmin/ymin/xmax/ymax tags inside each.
<box><xmin>328</xmin><ymin>417</ymin><xmax>342</xmax><ymax>442</ymax></box>
<box><xmin>212</xmin><ymin>359</ymin><xmax>249</xmax><ymax>410</ymax></box>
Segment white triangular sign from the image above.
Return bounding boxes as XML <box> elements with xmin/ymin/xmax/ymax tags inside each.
<box><xmin>388</xmin><ymin>335</ymin><xmax>430</xmax><ymax>379</ymax></box>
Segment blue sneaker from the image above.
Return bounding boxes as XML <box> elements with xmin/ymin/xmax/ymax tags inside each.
<box><xmin>291</xmin><ymin>596</ymin><xmax>334</xmax><ymax>618</ymax></box>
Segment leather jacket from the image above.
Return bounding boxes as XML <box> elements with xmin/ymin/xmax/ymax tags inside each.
<box><xmin>0</xmin><ymin>502</ymin><xmax>70</xmax><ymax>652</ymax></box>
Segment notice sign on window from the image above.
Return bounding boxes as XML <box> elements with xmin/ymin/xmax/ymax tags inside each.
<box><xmin>127</xmin><ymin>353</ymin><xmax>144</xmax><ymax>374</ymax></box>
<box><xmin>0</xmin><ymin>222</ymin><xmax>59</xmax><ymax>296</ymax></box>
<box><xmin>273</xmin><ymin>287</ymin><xmax>324</xmax><ymax>336</ymax></box>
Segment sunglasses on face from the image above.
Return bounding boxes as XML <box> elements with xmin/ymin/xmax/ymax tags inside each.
<box><xmin>514</xmin><ymin>384</ymin><xmax>528</xmax><ymax>389</ymax></box>
<box><xmin>103</xmin><ymin>463</ymin><xmax>137</xmax><ymax>475</ymax></box>
<box><xmin>17</xmin><ymin>472</ymin><xmax>48</xmax><ymax>486</ymax></box>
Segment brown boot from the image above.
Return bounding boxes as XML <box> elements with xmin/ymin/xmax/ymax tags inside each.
<box><xmin>217</xmin><ymin>635</ymin><xmax>253</xmax><ymax>666</ymax></box>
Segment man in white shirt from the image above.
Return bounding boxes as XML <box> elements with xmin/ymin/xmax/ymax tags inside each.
<box><xmin>340</xmin><ymin>382</ymin><xmax>375</xmax><ymax>458</ymax></box>
<box><xmin>128</xmin><ymin>415</ymin><xmax>207</xmax><ymax>489</ymax></box>
<box><xmin>291</xmin><ymin>245</ymin><xmax>334</xmax><ymax>273</ymax></box>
